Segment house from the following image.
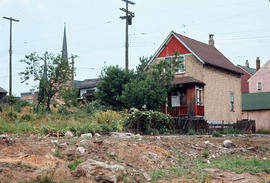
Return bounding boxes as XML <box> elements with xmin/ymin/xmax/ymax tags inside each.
<box><xmin>242</xmin><ymin>92</ymin><xmax>270</xmax><ymax>130</ymax></box>
<box><xmin>237</xmin><ymin>60</ymin><xmax>256</xmax><ymax>93</ymax></box>
<box><xmin>0</xmin><ymin>87</ymin><xmax>7</xmax><ymax>100</ymax></box>
<box><xmin>148</xmin><ymin>31</ymin><xmax>242</xmax><ymax>123</ymax></box>
<box><xmin>248</xmin><ymin>59</ymin><xmax>270</xmax><ymax>93</ymax></box>
<box><xmin>21</xmin><ymin>92</ymin><xmax>38</xmax><ymax>104</ymax></box>
<box><xmin>72</xmin><ymin>79</ymin><xmax>100</xmax><ymax>102</ymax></box>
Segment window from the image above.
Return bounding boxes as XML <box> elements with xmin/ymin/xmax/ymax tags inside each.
<box><xmin>258</xmin><ymin>82</ymin><xmax>262</xmax><ymax>91</ymax></box>
<box><xmin>196</xmin><ymin>87</ymin><xmax>203</xmax><ymax>106</ymax></box>
<box><xmin>164</xmin><ymin>56</ymin><xmax>185</xmax><ymax>73</ymax></box>
<box><xmin>230</xmin><ymin>92</ymin><xmax>234</xmax><ymax>112</ymax></box>
<box><xmin>176</xmin><ymin>56</ymin><xmax>185</xmax><ymax>73</ymax></box>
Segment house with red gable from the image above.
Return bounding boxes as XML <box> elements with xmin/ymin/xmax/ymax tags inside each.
<box><xmin>148</xmin><ymin>31</ymin><xmax>242</xmax><ymax>123</ymax></box>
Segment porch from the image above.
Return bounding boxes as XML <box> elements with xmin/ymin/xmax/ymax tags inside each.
<box><xmin>162</xmin><ymin>76</ymin><xmax>205</xmax><ymax>117</ymax></box>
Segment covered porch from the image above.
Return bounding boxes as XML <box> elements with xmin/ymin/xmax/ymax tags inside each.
<box><xmin>163</xmin><ymin>77</ymin><xmax>205</xmax><ymax>117</ymax></box>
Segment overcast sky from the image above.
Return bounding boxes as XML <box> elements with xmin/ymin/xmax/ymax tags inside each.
<box><xmin>0</xmin><ymin>0</ymin><xmax>270</xmax><ymax>96</ymax></box>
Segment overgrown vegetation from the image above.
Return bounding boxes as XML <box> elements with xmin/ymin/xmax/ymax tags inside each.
<box><xmin>68</xmin><ymin>160</ymin><xmax>83</xmax><ymax>170</ymax></box>
<box><xmin>124</xmin><ymin>110</ymin><xmax>174</xmax><ymax>135</ymax></box>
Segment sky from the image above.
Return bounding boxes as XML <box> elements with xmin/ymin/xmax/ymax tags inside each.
<box><xmin>0</xmin><ymin>0</ymin><xmax>270</xmax><ymax>96</ymax></box>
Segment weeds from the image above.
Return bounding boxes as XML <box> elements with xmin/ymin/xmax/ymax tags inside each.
<box><xmin>68</xmin><ymin>159</ymin><xmax>83</xmax><ymax>170</ymax></box>
<box><xmin>212</xmin><ymin>131</ymin><xmax>222</xmax><ymax>137</ymax></box>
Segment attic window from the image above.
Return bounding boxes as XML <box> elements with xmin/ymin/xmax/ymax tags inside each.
<box><xmin>164</xmin><ymin>56</ymin><xmax>185</xmax><ymax>73</ymax></box>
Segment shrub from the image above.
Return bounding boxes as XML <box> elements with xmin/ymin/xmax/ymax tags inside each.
<box><xmin>85</xmin><ymin>101</ymin><xmax>109</xmax><ymax>114</ymax></box>
<box><xmin>91</xmin><ymin>110</ymin><xmax>123</xmax><ymax>124</ymax></box>
<box><xmin>20</xmin><ymin>114</ymin><xmax>34</xmax><ymax>122</ymax></box>
<box><xmin>187</xmin><ymin>129</ymin><xmax>196</xmax><ymax>135</ymax></box>
<box><xmin>212</xmin><ymin>131</ymin><xmax>222</xmax><ymax>137</ymax></box>
<box><xmin>203</xmin><ymin>151</ymin><xmax>210</xmax><ymax>158</ymax></box>
<box><xmin>124</xmin><ymin>110</ymin><xmax>173</xmax><ymax>135</ymax></box>
<box><xmin>57</xmin><ymin>106</ymin><xmax>72</xmax><ymax>115</ymax></box>
<box><xmin>4</xmin><ymin>111</ymin><xmax>18</xmax><ymax>121</ymax></box>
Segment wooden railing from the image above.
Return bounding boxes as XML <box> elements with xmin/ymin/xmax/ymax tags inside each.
<box><xmin>194</xmin><ymin>105</ymin><xmax>204</xmax><ymax>116</ymax></box>
<box><xmin>163</xmin><ymin>105</ymin><xmax>204</xmax><ymax>117</ymax></box>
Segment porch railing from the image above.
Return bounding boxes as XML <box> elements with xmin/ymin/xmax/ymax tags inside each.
<box><xmin>163</xmin><ymin>105</ymin><xmax>204</xmax><ymax>117</ymax></box>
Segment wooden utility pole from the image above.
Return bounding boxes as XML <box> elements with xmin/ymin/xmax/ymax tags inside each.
<box><xmin>3</xmin><ymin>17</ymin><xmax>19</xmax><ymax>96</ymax></box>
<box><xmin>120</xmin><ymin>0</ymin><xmax>135</xmax><ymax>70</ymax></box>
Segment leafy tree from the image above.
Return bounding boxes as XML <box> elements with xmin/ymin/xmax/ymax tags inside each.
<box><xmin>95</xmin><ymin>66</ymin><xmax>135</xmax><ymax>109</ymax></box>
<box><xmin>20</xmin><ymin>52</ymin><xmax>72</xmax><ymax>112</ymax></box>
<box><xmin>121</xmin><ymin>53</ymin><xmax>183</xmax><ymax>110</ymax></box>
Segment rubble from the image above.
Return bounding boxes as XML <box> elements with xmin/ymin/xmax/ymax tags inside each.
<box><xmin>110</xmin><ymin>132</ymin><xmax>142</xmax><ymax>139</ymax></box>
<box><xmin>65</xmin><ymin>131</ymin><xmax>74</xmax><ymax>137</ymax></box>
<box><xmin>77</xmin><ymin>147</ymin><xmax>86</xmax><ymax>154</ymax></box>
<box><xmin>81</xmin><ymin>133</ymin><xmax>92</xmax><ymax>138</ymax></box>
<box><xmin>223</xmin><ymin>140</ymin><xmax>235</xmax><ymax>148</ymax></box>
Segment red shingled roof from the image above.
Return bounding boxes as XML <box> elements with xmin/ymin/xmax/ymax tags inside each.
<box><xmin>174</xmin><ymin>32</ymin><xmax>241</xmax><ymax>75</ymax></box>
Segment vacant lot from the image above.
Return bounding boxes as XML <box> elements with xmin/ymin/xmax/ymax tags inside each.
<box><xmin>0</xmin><ymin>133</ymin><xmax>269</xmax><ymax>183</ymax></box>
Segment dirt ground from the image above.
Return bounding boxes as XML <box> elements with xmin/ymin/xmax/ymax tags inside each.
<box><xmin>0</xmin><ymin>133</ymin><xmax>269</xmax><ymax>183</ymax></box>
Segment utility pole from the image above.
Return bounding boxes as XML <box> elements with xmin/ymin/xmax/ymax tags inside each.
<box><xmin>70</xmin><ymin>55</ymin><xmax>78</xmax><ymax>82</ymax></box>
<box><xmin>120</xmin><ymin>0</ymin><xmax>135</xmax><ymax>70</ymax></box>
<box><xmin>3</xmin><ymin>17</ymin><xmax>19</xmax><ymax>96</ymax></box>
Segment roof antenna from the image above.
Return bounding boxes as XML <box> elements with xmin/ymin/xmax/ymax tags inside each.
<box><xmin>182</xmin><ymin>24</ymin><xmax>187</xmax><ymax>35</ymax></box>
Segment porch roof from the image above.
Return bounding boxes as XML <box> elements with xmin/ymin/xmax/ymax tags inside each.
<box><xmin>172</xmin><ymin>76</ymin><xmax>205</xmax><ymax>86</ymax></box>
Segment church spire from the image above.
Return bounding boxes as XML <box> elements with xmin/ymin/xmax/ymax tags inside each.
<box><xmin>62</xmin><ymin>23</ymin><xmax>68</xmax><ymax>61</ymax></box>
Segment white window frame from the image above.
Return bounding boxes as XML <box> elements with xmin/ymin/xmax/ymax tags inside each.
<box><xmin>195</xmin><ymin>86</ymin><xmax>204</xmax><ymax>106</ymax></box>
<box><xmin>164</xmin><ymin>55</ymin><xmax>186</xmax><ymax>74</ymax></box>
<box><xmin>257</xmin><ymin>81</ymin><xmax>263</xmax><ymax>91</ymax></box>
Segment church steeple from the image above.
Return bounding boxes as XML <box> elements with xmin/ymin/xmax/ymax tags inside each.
<box><xmin>62</xmin><ymin>23</ymin><xmax>68</xmax><ymax>61</ymax></box>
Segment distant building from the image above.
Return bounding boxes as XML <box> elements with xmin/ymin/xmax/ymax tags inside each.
<box><xmin>248</xmin><ymin>59</ymin><xmax>270</xmax><ymax>93</ymax></box>
<box><xmin>72</xmin><ymin>79</ymin><xmax>100</xmax><ymax>102</ymax></box>
<box><xmin>21</xmin><ymin>92</ymin><xmax>38</xmax><ymax>104</ymax></box>
<box><xmin>242</xmin><ymin>92</ymin><xmax>270</xmax><ymax>130</ymax></box>
<box><xmin>0</xmin><ymin>87</ymin><xmax>7</xmax><ymax>100</ymax></box>
<box><xmin>237</xmin><ymin>60</ymin><xmax>256</xmax><ymax>93</ymax></box>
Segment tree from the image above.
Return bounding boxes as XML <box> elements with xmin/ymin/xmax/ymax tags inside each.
<box><xmin>20</xmin><ymin>52</ymin><xmax>72</xmax><ymax>111</ymax></box>
<box><xmin>95</xmin><ymin>66</ymin><xmax>135</xmax><ymax>109</ymax></box>
<box><xmin>121</xmin><ymin>53</ymin><xmax>182</xmax><ymax>110</ymax></box>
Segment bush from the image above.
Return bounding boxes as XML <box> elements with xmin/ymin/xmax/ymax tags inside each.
<box><xmin>212</xmin><ymin>131</ymin><xmax>222</xmax><ymax>137</ymax></box>
<box><xmin>57</xmin><ymin>106</ymin><xmax>72</xmax><ymax>115</ymax></box>
<box><xmin>20</xmin><ymin>114</ymin><xmax>34</xmax><ymax>122</ymax></box>
<box><xmin>4</xmin><ymin>111</ymin><xmax>18</xmax><ymax>121</ymax></box>
<box><xmin>124</xmin><ymin>110</ymin><xmax>173</xmax><ymax>135</ymax></box>
<box><xmin>85</xmin><ymin>101</ymin><xmax>110</xmax><ymax>114</ymax></box>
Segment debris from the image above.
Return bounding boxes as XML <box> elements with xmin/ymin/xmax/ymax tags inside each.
<box><xmin>143</xmin><ymin>172</ymin><xmax>152</xmax><ymax>181</ymax></box>
<box><xmin>94</xmin><ymin>133</ymin><xmax>101</xmax><ymax>137</ymax></box>
<box><xmin>223</xmin><ymin>140</ymin><xmax>235</xmax><ymax>148</ymax></box>
<box><xmin>95</xmin><ymin>175</ymin><xmax>117</xmax><ymax>183</ymax></box>
<box><xmin>77</xmin><ymin>147</ymin><xmax>86</xmax><ymax>154</ymax></box>
<box><xmin>65</xmin><ymin>131</ymin><xmax>74</xmax><ymax>137</ymax></box>
<box><xmin>110</xmin><ymin>132</ymin><xmax>142</xmax><ymax>139</ymax></box>
<box><xmin>75</xmin><ymin>159</ymin><xmax>124</xmax><ymax>179</ymax></box>
<box><xmin>81</xmin><ymin>133</ymin><xmax>92</xmax><ymax>138</ymax></box>
<box><xmin>247</xmin><ymin>147</ymin><xmax>255</xmax><ymax>151</ymax></box>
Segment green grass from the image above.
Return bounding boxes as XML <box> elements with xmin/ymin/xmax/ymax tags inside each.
<box><xmin>150</xmin><ymin>156</ymin><xmax>270</xmax><ymax>182</ymax></box>
<box><xmin>212</xmin><ymin>131</ymin><xmax>222</xmax><ymax>137</ymax></box>
<box><xmin>257</xmin><ymin>129</ymin><xmax>270</xmax><ymax>135</ymax></box>
<box><xmin>68</xmin><ymin>160</ymin><xmax>83</xmax><ymax>170</ymax></box>
<box><xmin>201</xmin><ymin>156</ymin><xmax>270</xmax><ymax>174</ymax></box>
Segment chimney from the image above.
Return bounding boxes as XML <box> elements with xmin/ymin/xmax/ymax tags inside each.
<box><xmin>209</xmin><ymin>34</ymin><xmax>214</xmax><ymax>47</ymax></box>
<box><xmin>256</xmin><ymin>57</ymin><xmax>260</xmax><ymax>71</ymax></box>
<box><xmin>245</xmin><ymin>60</ymin><xmax>249</xmax><ymax>68</ymax></box>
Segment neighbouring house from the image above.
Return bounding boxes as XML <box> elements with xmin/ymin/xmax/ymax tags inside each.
<box><xmin>0</xmin><ymin>87</ymin><xmax>7</xmax><ymax>100</ymax></box>
<box><xmin>148</xmin><ymin>31</ymin><xmax>242</xmax><ymax>123</ymax></box>
<box><xmin>21</xmin><ymin>92</ymin><xmax>38</xmax><ymax>104</ymax></box>
<box><xmin>237</xmin><ymin>60</ymin><xmax>256</xmax><ymax>93</ymax></box>
<box><xmin>248</xmin><ymin>59</ymin><xmax>270</xmax><ymax>93</ymax></box>
<box><xmin>72</xmin><ymin>79</ymin><xmax>100</xmax><ymax>102</ymax></box>
<box><xmin>242</xmin><ymin>92</ymin><xmax>270</xmax><ymax>130</ymax></box>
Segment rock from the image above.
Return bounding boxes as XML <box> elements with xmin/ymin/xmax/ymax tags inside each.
<box><xmin>95</xmin><ymin>175</ymin><xmax>117</xmax><ymax>183</ymax></box>
<box><xmin>143</xmin><ymin>172</ymin><xmax>152</xmax><ymax>181</ymax></box>
<box><xmin>75</xmin><ymin>159</ymin><xmax>124</xmax><ymax>179</ymax></box>
<box><xmin>0</xmin><ymin>135</ymin><xmax>13</xmax><ymax>145</ymax></box>
<box><xmin>65</xmin><ymin>131</ymin><xmax>74</xmax><ymax>137</ymax></box>
<box><xmin>51</xmin><ymin>140</ymin><xmax>58</xmax><ymax>144</ymax></box>
<box><xmin>53</xmin><ymin>163</ymin><xmax>72</xmax><ymax>182</ymax></box>
<box><xmin>51</xmin><ymin>148</ymin><xmax>56</xmax><ymax>153</ymax></box>
<box><xmin>223</xmin><ymin>140</ymin><xmax>235</xmax><ymax>148</ymax></box>
<box><xmin>247</xmin><ymin>147</ymin><xmax>256</xmax><ymax>151</ymax></box>
<box><xmin>59</xmin><ymin>142</ymin><xmax>68</xmax><ymax>148</ymax></box>
<box><xmin>77</xmin><ymin>147</ymin><xmax>86</xmax><ymax>154</ymax></box>
<box><xmin>81</xmin><ymin>133</ymin><xmax>92</xmax><ymax>138</ymax></box>
<box><xmin>110</xmin><ymin>132</ymin><xmax>141</xmax><ymax>139</ymax></box>
<box><xmin>94</xmin><ymin>133</ymin><xmax>101</xmax><ymax>137</ymax></box>
<box><xmin>204</xmin><ymin>141</ymin><xmax>210</xmax><ymax>144</ymax></box>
